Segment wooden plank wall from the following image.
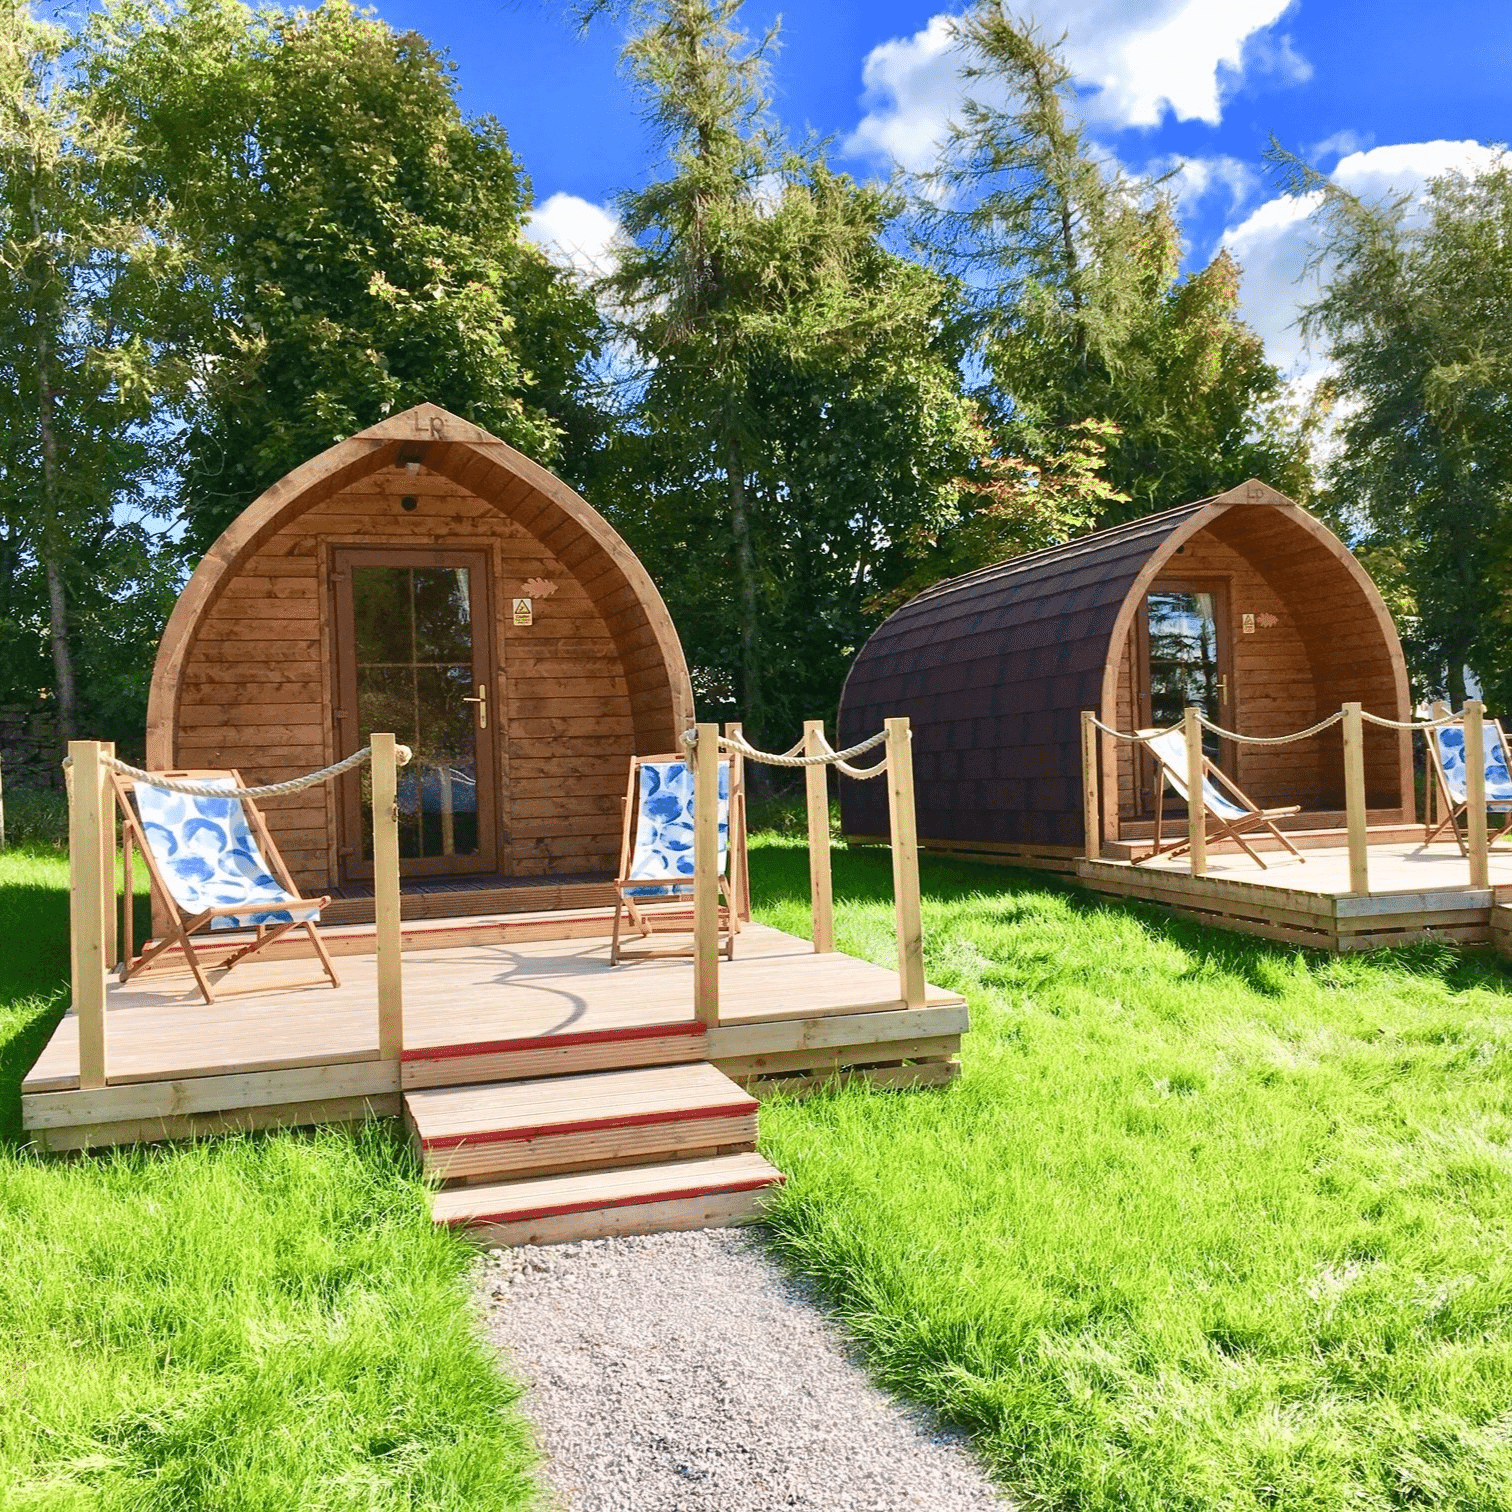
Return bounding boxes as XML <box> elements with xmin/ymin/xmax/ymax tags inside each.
<box><xmin>1112</xmin><ymin>512</ymin><xmax>1404</xmax><ymax>826</ymax></box>
<box><xmin>173</xmin><ymin>467</ymin><xmax>640</xmax><ymax>891</ymax></box>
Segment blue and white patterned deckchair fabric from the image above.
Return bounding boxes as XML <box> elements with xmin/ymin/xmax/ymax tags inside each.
<box><xmin>133</xmin><ymin>778</ymin><xmax>320</xmax><ymax>931</ymax></box>
<box><xmin>1144</xmin><ymin>730</ymin><xmax>1249</xmax><ymax>823</ymax></box>
<box><xmin>625</xmin><ymin>760</ymin><xmax>730</xmax><ymax>899</ymax></box>
<box><xmin>1432</xmin><ymin>723</ymin><xmax>1512</xmax><ymax>809</ymax></box>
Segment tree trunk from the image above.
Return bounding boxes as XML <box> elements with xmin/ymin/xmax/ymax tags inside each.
<box><xmin>35</xmin><ymin>313</ymin><xmax>77</xmax><ymax>745</ymax></box>
<box><xmin>726</xmin><ymin>435</ymin><xmax>762</xmax><ymax>741</ymax></box>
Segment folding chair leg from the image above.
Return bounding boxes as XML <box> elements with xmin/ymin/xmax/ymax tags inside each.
<box><xmin>304</xmin><ymin>920</ymin><xmax>341</xmax><ymax>989</ymax></box>
<box><xmin>610</xmin><ymin>895</ymin><xmax>626</xmax><ymax>965</ymax></box>
<box><xmin>181</xmin><ymin>935</ymin><xmax>220</xmax><ymax>1006</ymax></box>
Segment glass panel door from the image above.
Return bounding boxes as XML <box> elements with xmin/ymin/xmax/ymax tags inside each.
<box><xmin>334</xmin><ymin>550</ymin><xmax>497</xmax><ymax>879</ymax></box>
<box><xmin>1146</xmin><ymin>590</ymin><xmax>1224</xmax><ymax>764</ymax></box>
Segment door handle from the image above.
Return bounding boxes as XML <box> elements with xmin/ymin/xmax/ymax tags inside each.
<box><xmin>462</xmin><ymin>684</ymin><xmax>487</xmax><ymax>729</ymax></box>
<box><xmin>1219</xmin><ymin>675</ymin><xmax>1229</xmax><ymax>706</ymax></box>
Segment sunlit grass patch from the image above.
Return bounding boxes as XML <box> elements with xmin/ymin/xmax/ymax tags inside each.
<box><xmin>0</xmin><ymin>847</ymin><xmax>536</xmax><ymax>1510</ymax></box>
<box><xmin>750</xmin><ymin>836</ymin><xmax>1512</xmax><ymax>1509</ymax></box>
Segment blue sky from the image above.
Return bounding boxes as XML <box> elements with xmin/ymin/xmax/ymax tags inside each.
<box><xmin>194</xmin><ymin>1</ymin><xmax>1512</xmax><ymax>383</ymax></box>
<box><xmin>371</xmin><ymin>0</ymin><xmax>1509</xmax><ymax>383</ymax></box>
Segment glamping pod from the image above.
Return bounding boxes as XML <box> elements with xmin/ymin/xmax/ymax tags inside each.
<box><xmin>147</xmin><ymin>403</ymin><xmax>694</xmax><ymax>903</ymax></box>
<box><xmin>838</xmin><ymin>480</ymin><xmax>1413</xmax><ymax>864</ymax></box>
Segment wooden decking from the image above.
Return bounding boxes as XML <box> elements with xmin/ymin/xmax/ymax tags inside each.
<box><xmin>1079</xmin><ymin>840</ymin><xmax>1512</xmax><ymax>950</ymax></box>
<box><xmin>21</xmin><ymin>919</ymin><xmax>968</xmax><ymax>1149</ymax></box>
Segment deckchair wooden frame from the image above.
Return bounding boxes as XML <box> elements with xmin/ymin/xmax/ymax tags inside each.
<box><xmin>1134</xmin><ymin>733</ymin><xmax>1305</xmax><ymax>870</ymax></box>
<box><xmin>610</xmin><ymin>751</ymin><xmax>743</xmax><ymax>965</ymax></box>
<box><xmin>1423</xmin><ymin>708</ymin><xmax>1512</xmax><ymax>855</ymax></box>
<box><xmin>114</xmin><ymin>768</ymin><xmax>341</xmax><ymax>1004</ymax></box>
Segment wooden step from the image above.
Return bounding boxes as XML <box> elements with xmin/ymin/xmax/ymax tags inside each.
<box><xmin>401</xmin><ymin>1018</ymin><xmax>708</xmax><ymax>1090</ymax></box>
<box><xmin>432</xmin><ymin>1151</ymin><xmax>785</xmax><ymax>1247</ymax></box>
<box><xmin>405</xmin><ymin>1062</ymin><xmax>759</xmax><ymax>1183</ymax></box>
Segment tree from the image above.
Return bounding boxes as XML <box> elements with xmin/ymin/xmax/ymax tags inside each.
<box><xmin>87</xmin><ymin>0</ymin><xmax>603</xmax><ymax>550</ymax></box>
<box><xmin>1286</xmin><ymin>149</ymin><xmax>1512</xmax><ymax>708</ymax></box>
<box><xmin>0</xmin><ymin>2</ymin><xmax>175</xmax><ymax>747</ymax></box>
<box><xmin>924</xmin><ymin>5</ymin><xmax>1315</xmax><ymax>524</ymax></box>
<box><xmin>595</xmin><ymin>0</ymin><xmax>978</xmax><ymax>740</ymax></box>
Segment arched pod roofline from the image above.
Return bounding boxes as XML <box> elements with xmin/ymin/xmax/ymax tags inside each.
<box><xmin>837</xmin><ymin>480</ymin><xmax>1412</xmax><ymax>858</ymax></box>
<box><xmin>147</xmin><ymin>403</ymin><xmax>694</xmax><ymax>765</ymax></box>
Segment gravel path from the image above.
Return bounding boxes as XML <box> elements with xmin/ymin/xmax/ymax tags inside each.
<box><xmin>477</xmin><ymin>1228</ymin><xmax>1010</xmax><ymax>1511</ymax></box>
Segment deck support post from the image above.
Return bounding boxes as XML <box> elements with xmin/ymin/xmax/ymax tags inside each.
<box><xmin>101</xmin><ymin>742</ymin><xmax>118</xmax><ymax>972</ymax></box>
<box><xmin>68</xmin><ymin>740</ymin><xmax>109</xmax><ymax>1090</ymax></box>
<box><xmin>804</xmin><ymin>720</ymin><xmax>835</xmax><ymax>953</ymax></box>
<box><xmin>1183</xmin><ymin>707</ymin><xmax>1206</xmax><ymax>877</ymax></box>
<box><xmin>693</xmin><ymin>721</ymin><xmax>721</xmax><ymax>1027</ymax></box>
<box><xmin>1080</xmin><ymin>711</ymin><xmax>1100</xmax><ymax>862</ymax></box>
<box><xmin>371</xmin><ymin>732</ymin><xmax>405</xmax><ymax>1060</ymax></box>
<box><xmin>1466</xmin><ymin>699</ymin><xmax>1491</xmax><ymax>889</ymax></box>
<box><xmin>1342</xmin><ymin>702</ymin><xmax>1370</xmax><ymax>895</ymax></box>
<box><xmin>885</xmin><ymin>717</ymin><xmax>927</xmax><ymax>1009</ymax></box>
<box><xmin>724</xmin><ymin>722</ymin><xmax>751</xmax><ymax>922</ymax></box>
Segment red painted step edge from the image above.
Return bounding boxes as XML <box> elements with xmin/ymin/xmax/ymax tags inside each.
<box><xmin>444</xmin><ymin>1171</ymin><xmax>785</xmax><ymax>1229</ymax></box>
<box><xmin>421</xmin><ymin>1096</ymin><xmax>758</xmax><ymax>1152</ymax></box>
<box><xmin>402</xmin><ymin>1019</ymin><xmax>705</xmax><ymax>1064</ymax></box>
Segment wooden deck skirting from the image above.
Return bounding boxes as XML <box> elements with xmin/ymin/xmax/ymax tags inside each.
<box><xmin>1078</xmin><ymin>843</ymin><xmax>1512</xmax><ymax>951</ymax></box>
<box><xmin>22</xmin><ymin>923</ymin><xmax>968</xmax><ymax>1151</ymax></box>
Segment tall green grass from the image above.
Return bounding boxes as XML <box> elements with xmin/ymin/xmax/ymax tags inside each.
<box><xmin>0</xmin><ymin>847</ymin><xmax>536</xmax><ymax>1511</ymax></box>
<box><xmin>752</xmin><ymin>837</ymin><xmax>1512</xmax><ymax>1510</ymax></box>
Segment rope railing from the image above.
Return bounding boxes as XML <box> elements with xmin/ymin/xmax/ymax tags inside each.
<box><xmin>1359</xmin><ymin>710</ymin><xmax>1458</xmax><ymax>731</ymax></box>
<box><xmin>682</xmin><ymin>717</ymin><xmax>926</xmax><ymax>1020</ymax></box>
<box><xmin>685</xmin><ymin>726</ymin><xmax>888</xmax><ymax>769</ymax></box>
<box><xmin>1197</xmin><ymin>711</ymin><xmax>1344</xmax><ymax>745</ymax></box>
<box><xmin>1089</xmin><ymin>716</ymin><xmax>1177</xmax><ymax>742</ymax></box>
<box><xmin>66</xmin><ymin>744</ymin><xmax>411</xmax><ymax>800</ymax></box>
<box><xmin>1081</xmin><ymin>697</ymin><xmax>1501</xmax><ymax>895</ymax></box>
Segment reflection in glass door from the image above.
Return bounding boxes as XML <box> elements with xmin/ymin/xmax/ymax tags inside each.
<box><xmin>1146</xmin><ymin>590</ymin><xmax>1225</xmax><ymax>764</ymax></box>
<box><xmin>334</xmin><ymin>550</ymin><xmax>496</xmax><ymax>878</ymax></box>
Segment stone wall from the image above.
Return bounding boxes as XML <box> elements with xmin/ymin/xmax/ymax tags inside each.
<box><xmin>0</xmin><ymin>704</ymin><xmax>63</xmax><ymax>794</ymax></box>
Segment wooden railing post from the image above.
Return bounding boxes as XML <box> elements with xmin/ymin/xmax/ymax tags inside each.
<box><xmin>371</xmin><ymin>733</ymin><xmax>405</xmax><ymax>1060</ymax></box>
<box><xmin>1183</xmin><ymin>707</ymin><xmax>1206</xmax><ymax>877</ymax></box>
<box><xmin>1080</xmin><ymin>710</ymin><xmax>1100</xmax><ymax>862</ymax></box>
<box><xmin>68</xmin><ymin>740</ymin><xmax>109</xmax><ymax>1090</ymax></box>
<box><xmin>692</xmin><ymin>722</ymin><xmax>721</xmax><ymax>1027</ymax></box>
<box><xmin>885</xmin><ymin>717</ymin><xmax>926</xmax><ymax>1009</ymax></box>
<box><xmin>1466</xmin><ymin>699</ymin><xmax>1491</xmax><ymax>888</ymax></box>
<box><xmin>803</xmin><ymin>720</ymin><xmax>835</xmax><ymax>953</ymax></box>
<box><xmin>1342</xmin><ymin>702</ymin><xmax>1370</xmax><ymax>895</ymax></box>
<box><xmin>723</xmin><ymin>721</ymin><xmax>751</xmax><ymax>922</ymax></box>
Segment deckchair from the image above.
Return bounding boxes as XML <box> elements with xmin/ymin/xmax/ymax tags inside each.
<box><xmin>114</xmin><ymin>769</ymin><xmax>341</xmax><ymax>1004</ymax></box>
<box><xmin>610</xmin><ymin>754</ymin><xmax>742</xmax><ymax>964</ymax></box>
<box><xmin>1133</xmin><ymin>729</ymin><xmax>1305</xmax><ymax>869</ymax></box>
<box><xmin>1424</xmin><ymin>711</ymin><xmax>1512</xmax><ymax>853</ymax></box>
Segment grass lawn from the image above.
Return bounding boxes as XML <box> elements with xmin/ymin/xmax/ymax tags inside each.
<box><xmin>0</xmin><ymin>844</ymin><xmax>536</xmax><ymax>1511</ymax></box>
<box><xmin>751</xmin><ymin>834</ymin><xmax>1512</xmax><ymax>1511</ymax></box>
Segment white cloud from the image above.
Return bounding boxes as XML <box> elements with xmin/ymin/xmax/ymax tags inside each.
<box><xmin>847</xmin><ymin>2</ymin><xmax>1306</xmax><ymax>172</ymax></box>
<box><xmin>1155</xmin><ymin>153</ymin><xmax>1258</xmax><ymax>217</ymax></box>
<box><xmin>846</xmin><ymin>15</ymin><xmax>961</xmax><ymax>174</ymax></box>
<box><xmin>524</xmin><ymin>192</ymin><xmax>623</xmax><ymax>282</ymax></box>
<box><xmin>1222</xmin><ymin>140</ymin><xmax>1505</xmax><ymax>384</ymax></box>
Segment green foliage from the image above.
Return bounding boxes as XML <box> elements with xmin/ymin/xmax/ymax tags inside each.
<box><xmin>0</xmin><ymin>3</ymin><xmax>183</xmax><ymax>743</ymax></box>
<box><xmin>87</xmin><ymin>0</ymin><xmax>603</xmax><ymax>550</ymax></box>
<box><xmin>1286</xmin><ymin>148</ymin><xmax>1512</xmax><ymax>708</ymax></box>
<box><xmin>926</xmin><ymin>7</ymin><xmax>1316</xmax><ymax>528</ymax></box>
<box><xmin>751</xmin><ymin>837</ymin><xmax>1512</xmax><ymax>1510</ymax></box>
<box><xmin>0</xmin><ymin>845</ymin><xmax>537</xmax><ymax>1509</ymax></box>
<box><xmin>594</xmin><ymin>0</ymin><xmax>978</xmax><ymax>739</ymax></box>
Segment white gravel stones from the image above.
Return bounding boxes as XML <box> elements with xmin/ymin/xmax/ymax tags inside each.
<box><xmin>477</xmin><ymin>1227</ymin><xmax>1010</xmax><ymax>1511</ymax></box>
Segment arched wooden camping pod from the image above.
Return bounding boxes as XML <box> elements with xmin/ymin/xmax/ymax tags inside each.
<box><xmin>148</xmin><ymin>403</ymin><xmax>693</xmax><ymax>906</ymax></box>
<box><xmin>838</xmin><ymin>480</ymin><xmax>1413</xmax><ymax>864</ymax></box>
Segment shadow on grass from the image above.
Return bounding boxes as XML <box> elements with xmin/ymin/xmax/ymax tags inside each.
<box><xmin>752</xmin><ymin>839</ymin><xmax>1512</xmax><ymax>1001</ymax></box>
